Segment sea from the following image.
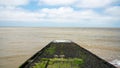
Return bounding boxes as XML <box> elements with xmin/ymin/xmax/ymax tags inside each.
<box><xmin>0</xmin><ymin>27</ymin><xmax>120</xmax><ymax>68</ymax></box>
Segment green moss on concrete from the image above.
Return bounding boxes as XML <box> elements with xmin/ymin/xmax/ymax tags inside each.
<box><xmin>32</xmin><ymin>58</ymin><xmax>84</xmax><ymax>68</ymax></box>
<box><xmin>45</xmin><ymin>46</ymin><xmax>56</xmax><ymax>55</ymax></box>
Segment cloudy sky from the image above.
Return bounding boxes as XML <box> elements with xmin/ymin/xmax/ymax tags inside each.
<box><xmin>0</xmin><ymin>0</ymin><xmax>120</xmax><ymax>27</ymax></box>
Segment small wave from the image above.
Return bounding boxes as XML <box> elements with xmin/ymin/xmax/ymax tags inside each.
<box><xmin>110</xmin><ymin>59</ymin><xmax>120</xmax><ymax>67</ymax></box>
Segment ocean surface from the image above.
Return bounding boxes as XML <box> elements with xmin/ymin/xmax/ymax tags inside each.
<box><xmin>0</xmin><ymin>27</ymin><xmax>120</xmax><ymax>68</ymax></box>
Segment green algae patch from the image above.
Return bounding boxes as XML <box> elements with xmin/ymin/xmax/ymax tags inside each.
<box><xmin>45</xmin><ymin>46</ymin><xmax>56</xmax><ymax>55</ymax></box>
<box><xmin>32</xmin><ymin>58</ymin><xmax>84</xmax><ymax>68</ymax></box>
<box><xmin>32</xmin><ymin>61</ymin><xmax>47</xmax><ymax>68</ymax></box>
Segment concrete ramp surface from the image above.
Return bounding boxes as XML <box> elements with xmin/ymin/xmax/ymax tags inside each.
<box><xmin>19</xmin><ymin>40</ymin><xmax>116</xmax><ymax>68</ymax></box>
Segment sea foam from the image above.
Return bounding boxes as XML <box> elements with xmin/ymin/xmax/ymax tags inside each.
<box><xmin>110</xmin><ymin>59</ymin><xmax>120</xmax><ymax>67</ymax></box>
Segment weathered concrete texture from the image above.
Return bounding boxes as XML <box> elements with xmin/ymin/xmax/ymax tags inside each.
<box><xmin>19</xmin><ymin>42</ymin><xmax>116</xmax><ymax>68</ymax></box>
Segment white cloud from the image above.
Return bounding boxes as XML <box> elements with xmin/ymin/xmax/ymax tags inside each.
<box><xmin>40</xmin><ymin>7</ymin><xmax>74</xmax><ymax>18</ymax></box>
<box><xmin>0</xmin><ymin>6</ymin><xmax>119</xmax><ymax>24</ymax></box>
<box><xmin>0</xmin><ymin>0</ymin><xmax>119</xmax><ymax>27</ymax></box>
<box><xmin>41</xmin><ymin>7</ymin><xmax>74</xmax><ymax>14</ymax></box>
<box><xmin>38</xmin><ymin>0</ymin><xmax>118</xmax><ymax>8</ymax></box>
<box><xmin>0</xmin><ymin>0</ymin><xmax>29</xmax><ymax>6</ymax></box>
<box><xmin>40</xmin><ymin>7</ymin><xmax>102</xmax><ymax>20</ymax></box>
<box><xmin>105</xmin><ymin>6</ymin><xmax>120</xmax><ymax>16</ymax></box>
<box><xmin>76</xmin><ymin>0</ymin><xmax>112</xmax><ymax>8</ymax></box>
<box><xmin>39</xmin><ymin>0</ymin><xmax>77</xmax><ymax>5</ymax></box>
<box><xmin>0</xmin><ymin>7</ymin><xmax>46</xmax><ymax>22</ymax></box>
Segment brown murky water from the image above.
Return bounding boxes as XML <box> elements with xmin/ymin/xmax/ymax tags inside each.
<box><xmin>0</xmin><ymin>27</ymin><xmax>120</xmax><ymax>68</ymax></box>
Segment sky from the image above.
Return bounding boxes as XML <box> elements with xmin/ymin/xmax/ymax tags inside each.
<box><xmin>0</xmin><ymin>0</ymin><xmax>120</xmax><ymax>27</ymax></box>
